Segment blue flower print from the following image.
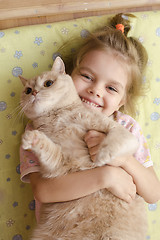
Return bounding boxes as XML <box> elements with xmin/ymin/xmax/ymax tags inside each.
<box><xmin>150</xmin><ymin>112</ymin><xmax>160</xmax><ymax>121</ymax></box>
<box><xmin>13</xmin><ymin>201</ymin><xmax>18</xmax><ymax>207</ymax></box>
<box><xmin>12</xmin><ymin>234</ymin><xmax>23</xmax><ymax>240</ymax></box>
<box><xmin>34</xmin><ymin>37</ymin><xmax>43</xmax><ymax>46</ymax></box>
<box><xmin>5</xmin><ymin>154</ymin><xmax>11</xmax><ymax>159</ymax></box>
<box><xmin>156</xmin><ymin>27</ymin><xmax>160</xmax><ymax>37</ymax></box>
<box><xmin>0</xmin><ymin>31</ymin><xmax>5</xmax><ymax>38</ymax></box>
<box><xmin>26</xmin><ymin>225</ymin><xmax>31</xmax><ymax>230</ymax></box>
<box><xmin>12</xmin><ymin>66</ymin><xmax>23</xmax><ymax>77</ymax></box>
<box><xmin>28</xmin><ymin>200</ymin><xmax>35</xmax><ymax>210</ymax></box>
<box><xmin>14</xmin><ymin>50</ymin><xmax>23</xmax><ymax>59</ymax></box>
<box><xmin>148</xmin><ymin>203</ymin><xmax>157</xmax><ymax>211</ymax></box>
<box><xmin>146</xmin><ymin>134</ymin><xmax>151</xmax><ymax>139</ymax></box>
<box><xmin>156</xmin><ymin>77</ymin><xmax>160</xmax><ymax>82</ymax></box>
<box><xmin>146</xmin><ymin>236</ymin><xmax>151</xmax><ymax>240</ymax></box>
<box><xmin>14</xmin><ymin>30</ymin><xmax>20</xmax><ymax>34</ymax></box>
<box><xmin>32</xmin><ymin>62</ymin><xmax>38</xmax><ymax>68</ymax></box>
<box><xmin>80</xmin><ymin>29</ymin><xmax>89</xmax><ymax>38</ymax></box>
<box><xmin>0</xmin><ymin>101</ymin><xmax>7</xmax><ymax>111</ymax></box>
<box><xmin>12</xmin><ymin>130</ymin><xmax>17</xmax><ymax>136</ymax></box>
<box><xmin>46</xmin><ymin>25</ymin><xmax>52</xmax><ymax>28</ymax></box>
<box><xmin>120</xmin><ymin>120</ymin><xmax>126</xmax><ymax>126</ymax></box>
<box><xmin>153</xmin><ymin>97</ymin><xmax>160</xmax><ymax>105</ymax></box>
<box><xmin>10</xmin><ymin>92</ymin><xmax>16</xmax><ymax>97</ymax></box>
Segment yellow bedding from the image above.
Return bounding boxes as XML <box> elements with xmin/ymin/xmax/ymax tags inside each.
<box><xmin>0</xmin><ymin>11</ymin><xmax>160</xmax><ymax>240</ymax></box>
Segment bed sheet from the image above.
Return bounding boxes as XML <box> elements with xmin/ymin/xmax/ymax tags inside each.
<box><xmin>0</xmin><ymin>11</ymin><xmax>160</xmax><ymax>240</ymax></box>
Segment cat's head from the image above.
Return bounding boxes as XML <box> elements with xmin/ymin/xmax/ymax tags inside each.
<box><xmin>20</xmin><ymin>57</ymin><xmax>79</xmax><ymax>120</ymax></box>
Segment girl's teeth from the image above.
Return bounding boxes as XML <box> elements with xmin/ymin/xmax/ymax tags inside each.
<box><xmin>81</xmin><ymin>98</ymin><xmax>99</xmax><ymax>107</ymax></box>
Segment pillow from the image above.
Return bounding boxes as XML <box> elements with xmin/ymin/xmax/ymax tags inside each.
<box><xmin>0</xmin><ymin>11</ymin><xmax>160</xmax><ymax>240</ymax></box>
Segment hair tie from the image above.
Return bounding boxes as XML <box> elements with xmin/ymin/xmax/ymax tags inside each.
<box><xmin>115</xmin><ymin>24</ymin><xmax>124</xmax><ymax>34</ymax></box>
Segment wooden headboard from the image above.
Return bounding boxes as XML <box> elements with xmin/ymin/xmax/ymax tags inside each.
<box><xmin>0</xmin><ymin>0</ymin><xmax>160</xmax><ymax>29</ymax></box>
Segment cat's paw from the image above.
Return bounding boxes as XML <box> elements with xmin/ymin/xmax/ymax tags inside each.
<box><xmin>96</xmin><ymin>145</ymin><xmax>113</xmax><ymax>166</ymax></box>
<box><xmin>22</xmin><ymin>130</ymin><xmax>40</xmax><ymax>150</ymax></box>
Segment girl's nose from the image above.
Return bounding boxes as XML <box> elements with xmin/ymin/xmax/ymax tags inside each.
<box><xmin>87</xmin><ymin>88</ymin><xmax>102</xmax><ymax>98</ymax></box>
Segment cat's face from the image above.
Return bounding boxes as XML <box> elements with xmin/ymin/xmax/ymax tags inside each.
<box><xmin>20</xmin><ymin>57</ymin><xmax>78</xmax><ymax>120</ymax></box>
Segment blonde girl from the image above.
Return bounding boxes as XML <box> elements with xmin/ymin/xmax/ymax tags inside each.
<box><xmin>20</xmin><ymin>13</ymin><xmax>160</xmax><ymax>222</ymax></box>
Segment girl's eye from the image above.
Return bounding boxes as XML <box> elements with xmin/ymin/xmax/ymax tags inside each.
<box><xmin>107</xmin><ymin>86</ymin><xmax>117</xmax><ymax>92</ymax></box>
<box><xmin>25</xmin><ymin>87</ymin><xmax>32</xmax><ymax>95</ymax></box>
<box><xmin>44</xmin><ymin>80</ymin><xmax>54</xmax><ymax>87</ymax></box>
<box><xmin>81</xmin><ymin>74</ymin><xmax>92</xmax><ymax>80</ymax></box>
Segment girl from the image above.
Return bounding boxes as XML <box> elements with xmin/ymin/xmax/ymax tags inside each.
<box><xmin>20</xmin><ymin>13</ymin><xmax>160</xmax><ymax>222</ymax></box>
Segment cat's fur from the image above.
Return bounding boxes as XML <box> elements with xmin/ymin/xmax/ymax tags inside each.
<box><xmin>20</xmin><ymin>57</ymin><xmax>147</xmax><ymax>240</ymax></box>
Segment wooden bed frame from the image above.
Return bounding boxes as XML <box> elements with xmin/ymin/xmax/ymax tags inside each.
<box><xmin>0</xmin><ymin>0</ymin><xmax>160</xmax><ymax>30</ymax></box>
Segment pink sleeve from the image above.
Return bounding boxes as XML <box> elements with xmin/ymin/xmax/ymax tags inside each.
<box><xmin>20</xmin><ymin>123</ymin><xmax>40</xmax><ymax>183</ymax></box>
<box><xmin>115</xmin><ymin>111</ymin><xmax>153</xmax><ymax>168</ymax></box>
<box><xmin>130</xmin><ymin>122</ymin><xmax>153</xmax><ymax>168</ymax></box>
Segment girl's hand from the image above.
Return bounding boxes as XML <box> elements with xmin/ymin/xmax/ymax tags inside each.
<box><xmin>84</xmin><ymin>130</ymin><xmax>136</xmax><ymax>203</ymax></box>
<box><xmin>84</xmin><ymin>130</ymin><xmax>106</xmax><ymax>162</ymax></box>
<box><xmin>84</xmin><ymin>130</ymin><xmax>131</xmax><ymax>167</ymax></box>
<box><xmin>102</xmin><ymin>165</ymin><xmax>137</xmax><ymax>203</ymax></box>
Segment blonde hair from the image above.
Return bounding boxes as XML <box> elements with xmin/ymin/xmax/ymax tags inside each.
<box><xmin>62</xmin><ymin>13</ymin><xmax>148</xmax><ymax>117</ymax></box>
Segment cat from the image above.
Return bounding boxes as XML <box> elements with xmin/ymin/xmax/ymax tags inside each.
<box><xmin>20</xmin><ymin>56</ymin><xmax>147</xmax><ymax>240</ymax></box>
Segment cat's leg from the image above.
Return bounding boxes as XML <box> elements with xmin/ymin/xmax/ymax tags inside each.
<box><xmin>81</xmin><ymin>111</ymin><xmax>138</xmax><ymax>166</ymax></box>
<box><xmin>95</xmin><ymin>123</ymin><xmax>139</xmax><ymax>167</ymax></box>
<box><xmin>22</xmin><ymin>130</ymin><xmax>63</xmax><ymax>177</ymax></box>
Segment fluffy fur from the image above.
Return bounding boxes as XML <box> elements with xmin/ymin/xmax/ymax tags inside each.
<box><xmin>20</xmin><ymin>57</ymin><xmax>147</xmax><ymax>240</ymax></box>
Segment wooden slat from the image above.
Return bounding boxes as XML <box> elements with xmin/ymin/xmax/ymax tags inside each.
<box><xmin>0</xmin><ymin>0</ymin><xmax>160</xmax><ymax>29</ymax></box>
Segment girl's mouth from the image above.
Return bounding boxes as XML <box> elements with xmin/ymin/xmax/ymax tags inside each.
<box><xmin>80</xmin><ymin>97</ymin><xmax>101</xmax><ymax>108</ymax></box>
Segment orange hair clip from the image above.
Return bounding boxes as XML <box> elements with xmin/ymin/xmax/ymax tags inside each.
<box><xmin>115</xmin><ymin>24</ymin><xmax>124</xmax><ymax>34</ymax></box>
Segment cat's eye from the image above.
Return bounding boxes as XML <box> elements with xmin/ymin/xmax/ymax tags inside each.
<box><xmin>25</xmin><ymin>87</ymin><xmax>32</xmax><ymax>95</ymax></box>
<box><xmin>44</xmin><ymin>80</ymin><xmax>54</xmax><ymax>87</ymax></box>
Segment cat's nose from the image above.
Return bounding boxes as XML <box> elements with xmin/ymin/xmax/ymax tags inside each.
<box><xmin>32</xmin><ymin>90</ymin><xmax>38</xmax><ymax>96</ymax></box>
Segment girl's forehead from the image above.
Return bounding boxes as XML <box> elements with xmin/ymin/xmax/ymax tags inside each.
<box><xmin>79</xmin><ymin>49</ymin><xmax>129</xmax><ymax>88</ymax></box>
<box><xmin>80</xmin><ymin>49</ymin><xmax>119</xmax><ymax>65</ymax></box>
<box><xmin>80</xmin><ymin>49</ymin><xmax>126</xmax><ymax>71</ymax></box>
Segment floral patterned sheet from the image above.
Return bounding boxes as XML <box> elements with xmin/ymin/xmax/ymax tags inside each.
<box><xmin>0</xmin><ymin>11</ymin><xmax>160</xmax><ymax>240</ymax></box>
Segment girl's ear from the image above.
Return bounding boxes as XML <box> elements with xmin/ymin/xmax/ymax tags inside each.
<box><xmin>51</xmin><ymin>56</ymin><xmax>65</xmax><ymax>74</ymax></box>
<box><xmin>19</xmin><ymin>76</ymin><xmax>28</xmax><ymax>86</ymax></box>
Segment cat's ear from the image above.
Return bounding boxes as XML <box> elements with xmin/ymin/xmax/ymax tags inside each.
<box><xmin>51</xmin><ymin>57</ymin><xmax>65</xmax><ymax>74</ymax></box>
<box><xmin>19</xmin><ymin>76</ymin><xmax>28</xmax><ymax>86</ymax></box>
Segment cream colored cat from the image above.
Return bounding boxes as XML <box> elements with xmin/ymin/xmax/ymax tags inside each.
<box><xmin>20</xmin><ymin>57</ymin><xmax>147</xmax><ymax>240</ymax></box>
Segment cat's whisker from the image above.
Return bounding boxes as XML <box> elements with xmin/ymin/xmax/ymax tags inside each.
<box><xmin>10</xmin><ymin>103</ymin><xmax>27</xmax><ymax>127</ymax></box>
<box><xmin>9</xmin><ymin>104</ymin><xmax>23</xmax><ymax>125</ymax></box>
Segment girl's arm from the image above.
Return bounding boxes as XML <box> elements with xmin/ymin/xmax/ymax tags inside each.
<box><xmin>85</xmin><ymin>130</ymin><xmax>160</xmax><ymax>204</ymax></box>
<box><xmin>29</xmin><ymin>164</ymin><xmax>136</xmax><ymax>204</ymax></box>
<box><xmin>122</xmin><ymin>157</ymin><xmax>160</xmax><ymax>203</ymax></box>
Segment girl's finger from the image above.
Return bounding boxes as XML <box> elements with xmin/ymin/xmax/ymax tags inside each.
<box><xmin>89</xmin><ymin>145</ymin><xmax>99</xmax><ymax>157</ymax></box>
<box><xmin>86</xmin><ymin>138</ymin><xmax>101</xmax><ymax>148</ymax></box>
<box><xmin>84</xmin><ymin>130</ymin><xmax>104</xmax><ymax>142</ymax></box>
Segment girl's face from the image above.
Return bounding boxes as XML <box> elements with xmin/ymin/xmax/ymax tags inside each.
<box><xmin>71</xmin><ymin>49</ymin><xmax>128</xmax><ymax>117</ymax></box>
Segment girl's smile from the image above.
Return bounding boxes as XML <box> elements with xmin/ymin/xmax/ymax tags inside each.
<box><xmin>80</xmin><ymin>96</ymin><xmax>102</xmax><ymax>108</ymax></box>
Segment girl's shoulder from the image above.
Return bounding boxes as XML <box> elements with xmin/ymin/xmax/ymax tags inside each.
<box><xmin>113</xmin><ymin>111</ymin><xmax>152</xmax><ymax>167</ymax></box>
<box><xmin>113</xmin><ymin>111</ymin><xmax>141</xmax><ymax>134</ymax></box>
